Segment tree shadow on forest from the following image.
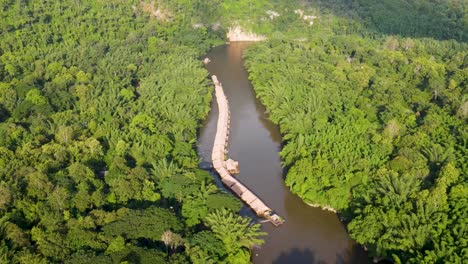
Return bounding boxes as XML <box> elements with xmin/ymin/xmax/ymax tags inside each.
<box><xmin>301</xmin><ymin>0</ymin><xmax>467</xmax><ymax>42</ymax></box>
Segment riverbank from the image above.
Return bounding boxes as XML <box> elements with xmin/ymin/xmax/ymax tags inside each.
<box><xmin>227</xmin><ymin>26</ymin><xmax>266</xmax><ymax>42</ymax></box>
<box><xmin>307</xmin><ymin>203</ymin><xmax>337</xmax><ymax>213</ymax></box>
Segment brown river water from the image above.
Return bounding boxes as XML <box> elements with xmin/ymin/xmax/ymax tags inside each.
<box><xmin>198</xmin><ymin>42</ymin><xmax>369</xmax><ymax>264</ymax></box>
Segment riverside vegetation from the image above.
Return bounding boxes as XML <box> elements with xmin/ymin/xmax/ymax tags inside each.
<box><xmin>243</xmin><ymin>0</ymin><xmax>467</xmax><ymax>263</ymax></box>
<box><xmin>0</xmin><ymin>1</ymin><xmax>270</xmax><ymax>263</ymax></box>
<box><xmin>0</xmin><ymin>0</ymin><xmax>467</xmax><ymax>263</ymax></box>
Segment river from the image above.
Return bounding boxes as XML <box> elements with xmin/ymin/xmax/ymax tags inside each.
<box><xmin>198</xmin><ymin>42</ymin><xmax>369</xmax><ymax>264</ymax></box>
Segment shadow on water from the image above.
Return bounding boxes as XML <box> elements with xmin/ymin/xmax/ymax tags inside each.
<box><xmin>273</xmin><ymin>246</ymin><xmax>368</xmax><ymax>264</ymax></box>
<box><xmin>273</xmin><ymin>248</ymin><xmax>325</xmax><ymax>264</ymax></box>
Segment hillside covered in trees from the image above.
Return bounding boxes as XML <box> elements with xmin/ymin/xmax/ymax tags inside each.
<box><xmin>0</xmin><ymin>0</ymin><xmax>270</xmax><ymax>263</ymax></box>
<box><xmin>243</xmin><ymin>0</ymin><xmax>467</xmax><ymax>263</ymax></box>
<box><xmin>1</xmin><ymin>0</ymin><xmax>467</xmax><ymax>263</ymax></box>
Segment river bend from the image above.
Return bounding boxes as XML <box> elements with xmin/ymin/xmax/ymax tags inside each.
<box><xmin>198</xmin><ymin>42</ymin><xmax>368</xmax><ymax>264</ymax></box>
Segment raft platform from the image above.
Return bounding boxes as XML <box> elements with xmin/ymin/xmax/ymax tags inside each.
<box><xmin>211</xmin><ymin>75</ymin><xmax>284</xmax><ymax>226</ymax></box>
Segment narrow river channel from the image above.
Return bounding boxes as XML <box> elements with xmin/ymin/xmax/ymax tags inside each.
<box><xmin>198</xmin><ymin>42</ymin><xmax>369</xmax><ymax>264</ymax></box>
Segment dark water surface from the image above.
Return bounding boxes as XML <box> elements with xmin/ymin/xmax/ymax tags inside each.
<box><xmin>198</xmin><ymin>42</ymin><xmax>369</xmax><ymax>264</ymax></box>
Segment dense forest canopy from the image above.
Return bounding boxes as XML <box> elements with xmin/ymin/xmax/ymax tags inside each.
<box><xmin>243</xmin><ymin>0</ymin><xmax>467</xmax><ymax>263</ymax></box>
<box><xmin>309</xmin><ymin>0</ymin><xmax>467</xmax><ymax>41</ymax></box>
<box><xmin>0</xmin><ymin>0</ymin><xmax>467</xmax><ymax>263</ymax></box>
<box><xmin>352</xmin><ymin>0</ymin><xmax>467</xmax><ymax>41</ymax></box>
<box><xmin>0</xmin><ymin>0</ymin><xmax>268</xmax><ymax>263</ymax></box>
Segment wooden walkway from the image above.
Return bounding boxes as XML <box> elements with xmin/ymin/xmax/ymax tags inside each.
<box><xmin>211</xmin><ymin>75</ymin><xmax>284</xmax><ymax>226</ymax></box>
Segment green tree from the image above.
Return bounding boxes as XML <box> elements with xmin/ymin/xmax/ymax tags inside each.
<box><xmin>205</xmin><ymin>209</ymin><xmax>266</xmax><ymax>263</ymax></box>
<box><xmin>25</xmin><ymin>89</ymin><xmax>48</xmax><ymax>106</ymax></box>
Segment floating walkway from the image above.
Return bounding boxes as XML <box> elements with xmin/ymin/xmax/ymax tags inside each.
<box><xmin>211</xmin><ymin>75</ymin><xmax>284</xmax><ymax>226</ymax></box>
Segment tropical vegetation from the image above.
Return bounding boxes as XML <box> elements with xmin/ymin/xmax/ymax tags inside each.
<box><xmin>0</xmin><ymin>0</ymin><xmax>266</xmax><ymax>263</ymax></box>
<box><xmin>1</xmin><ymin>0</ymin><xmax>467</xmax><ymax>263</ymax></box>
<box><xmin>244</xmin><ymin>0</ymin><xmax>467</xmax><ymax>262</ymax></box>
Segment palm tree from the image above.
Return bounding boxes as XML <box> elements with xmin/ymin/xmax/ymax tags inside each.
<box><xmin>373</xmin><ymin>171</ymin><xmax>419</xmax><ymax>209</ymax></box>
<box><xmin>204</xmin><ymin>209</ymin><xmax>266</xmax><ymax>254</ymax></box>
<box><xmin>151</xmin><ymin>159</ymin><xmax>180</xmax><ymax>179</ymax></box>
<box><xmin>196</xmin><ymin>180</ymin><xmax>218</xmax><ymax>201</ymax></box>
<box><xmin>421</xmin><ymin>144</ymin><xmax>452</xmax><ymax>167</ymax></box>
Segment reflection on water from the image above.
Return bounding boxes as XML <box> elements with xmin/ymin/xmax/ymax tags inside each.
<box><xmin>198</xmin><ymin>42</ymin><xmax>369</xmax><ymax>264</ymax></box>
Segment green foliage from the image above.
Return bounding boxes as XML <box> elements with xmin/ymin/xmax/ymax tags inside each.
<box><xmin>1</xmin><ymin>0</ymin><xmax>466</xmax><ymax>263</ymax></box>
<box><xmin>25</xmin><ymin>89</ymin><xmax>48</xmax><ymax>106</ymax></box>
<box><xmin>0</xmin><ymin>0</ymin><xmax>245</xmax><ymax>263</ymax></box>
<box><xmin>181</xmin><ymin>180</ymin><xmax>242</xmax><ymax>227</ymax></box>
<box><xmin>187</xmin><ymin>231</ymin><xmax>227</xmax><ymax>262</ymax></box>
<box><xmin>108</xmin><ymin>245</ymin><xmax>167</xmax><ymax>264</ymax></box>
<box><xmin>102</xmin><ymin>207</ymin><xmax>183</xmax><ymax>241</ymax></box>
<box><xmin>105</xmin><ymin>236</ymin><xmax>126</xmax><ymax>254</ymax></box>
<box><xmin>348</xmin><ymin>163</ymin><xmax>465</xmax><ymax>262</ymax></box>
<box><xmin>204</xmin><ymin>209</ymin><xmax>267</xmax><ymax>264</ymax></box>
<box><xmin>353</xmin><ymin>0</ymin><xmax>467</xmax><ymax>41</ymax></box>
<box><xmin>244</xmin><ymin>10</ymin><xmax>467</xmax><ymax>262</ymax></box>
